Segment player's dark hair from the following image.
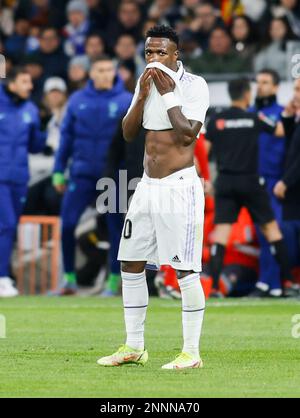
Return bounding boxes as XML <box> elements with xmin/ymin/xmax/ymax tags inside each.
<box><xmin>91</xmin><ymin>54</ymin><xmax>113</xmax><ymax>65</ymax></box>
<box><xmin>146</xmin><ymin>25</ymin><xmax>179</xmax><ymax>47</ymax></box>
<box><xmin>6</xmin><ymin>66</ymin><xmax>29</xmax><ymax>83</ymax></box>
<box><xmin>258</xmin><ymin>69</ymin><xmax>280</xmax><ymax>86</ymax></box>
<box><xmin>228</xmin><ymin>78</ymin><xmax>251</xmax><ymax>100</ymax></box>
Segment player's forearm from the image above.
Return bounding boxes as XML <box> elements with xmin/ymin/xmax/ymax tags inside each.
<box><xmin>167</xmin><ymin>107</ymin><xmax>196</xmax><ymax>146</ymax></box>
<box><xmin>122</xmin><ymin>98</ymin><xmax>145</xmax><ymax>142</ymax></box>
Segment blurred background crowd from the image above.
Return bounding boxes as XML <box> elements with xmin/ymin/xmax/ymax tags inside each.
<box><xmin>1</xmin><ymin>0</ymin><xmax>300</xmax><ymax>98</ymax></box>
<box><xmin>1</xmin><ymin>0</ymin><xmax>300</xmax><ymax>299</ymax></box>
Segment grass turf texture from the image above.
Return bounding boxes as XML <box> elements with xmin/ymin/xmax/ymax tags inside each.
<box><xmin>0</xmin><ymin>297</ymin><xmax>300</xmax><ymax>398</ymax></box>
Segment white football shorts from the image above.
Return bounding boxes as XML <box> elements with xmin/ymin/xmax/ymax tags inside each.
<box><xmin>118</xmin><ymin>166</ymin><xmax>205</xmax><ymax>272</ymax></box>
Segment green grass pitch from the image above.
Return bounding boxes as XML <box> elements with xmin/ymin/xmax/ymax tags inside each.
<box><xmin>0</xmin><ymin>297</ymin><xmax>300</xmax><ymax>398</ymax></box>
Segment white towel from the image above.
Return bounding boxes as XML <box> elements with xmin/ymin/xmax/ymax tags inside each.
<box><xmin>125</xmin><ymin>60</ymin><xmax>209</xmax><ymax>131</ymax></box>
<box><xmin>143</xmin><ymin>61</ymin><xmax>186</xmax><ymax>130</ymax></box>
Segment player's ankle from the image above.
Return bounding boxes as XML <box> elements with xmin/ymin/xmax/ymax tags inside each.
<box><xmin>125</xmin><ymin>342</ymin><xmax>144</xmax><ymax>351</ymax></box>
<box><xmin>64</xmin><ymin>272</ymin><xmax>76</xmax><ymax>285</ymax></box>
<box><xmin>183</xmin><ymin>349</ymin><xmax>200</xmax><ymax>359</ymax></box>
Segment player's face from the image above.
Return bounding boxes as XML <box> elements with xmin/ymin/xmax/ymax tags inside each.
<box><xmin>256</xmin><ymin>74</ymin><xmax>278</xmax><ymax>98</ymax></box>
<box><xmin>9</xmin><ymin>73</ymin><xmax>33</xmax><ymax>99</ymax></box>
<box><xmin>145</xmin><ymin>37</ymin><xmax>178</xmax><ymax>71</ymax></box>
<box><xmin>90</xmin><ymin>60</ymin><xmax>116</xmax><ymax>90</ymax></box>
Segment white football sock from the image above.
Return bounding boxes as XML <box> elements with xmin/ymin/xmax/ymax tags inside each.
<box><xmin>122</xmin><ymin>270</ymin><xmax>149</xmax><ymax>351</ymax></box>
<box><xmin>178</xmin><ymin>273</ymin><xmax>205</xmax><ymax>359</ymax></box>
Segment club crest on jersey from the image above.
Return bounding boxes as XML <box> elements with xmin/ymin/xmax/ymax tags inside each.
<box><xmin>108</xmin><ymin>102</ymin><xmax>118</xmax><ymax>118</ymax></box>
<box><xmin>22</xmin><ymin>112</ymin><xmax>32</xmax><ymax>124</ymax></box>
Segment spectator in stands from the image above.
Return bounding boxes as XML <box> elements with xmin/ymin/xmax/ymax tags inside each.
<box><xmin>179</xmin><ymin>0</ymin><xmax>201</xmax><ymax>21</ymax></box>
<box><xmin>25</xmin><ymin>24</ymin><xmax>41</xmax><ymax>54</ymax></box>
<box><xmin>254</xmin><ymin>17</ymin><xmax>294</xmax><ymax>80</ymax></box>
<box><xmin>87</xmin><ymin>0</ymin><xmax>111</xmax><ymax>34</ymax></box>
<box><xmin>105</xmin><ymin>0</ymin><xmax>143</xmax><ymax>51</ymax></box>
<box><xmin>187</xmin><ymin>26</ymin><xmax>250</xmax><ymax>77</ymax></box>
<box><xmin>63</xmin><ymin>0</ymin><xmax>91</xmax><ymax>57</ymax></box>
<box><xmin>274</xmin><ymin>78</ymin><xmax>300</xmax><ymax>273</ymax></box>
<box><xmin>186</xmin><ymin>2</ymin><xmax>223</xmax><ymax>51</ymax></box>
<box><xmin>24</xmin><ymin>77</ymin><xmax>68</xmax><ymax>216</ymax></box>
<box><xmin>84</xmin><ymin>33</ymin><xmax>106</xmax><ymax>64</ymax></box>
<box><xmin>0</xmin><ymin>66</ymin><xmax>46</xmax><ymax>298</ymax></box>
<box><xmin>179</xmin><ymin>30</ymin><xmax>202</xmax><ymax>63</ymax></box>
<box><xmin>67</xmin><ymin>55</ymin><xmax>89</xmax><ymax>92</ymax></box>
<box><xmin>147</xmin><ymin>0</ymin><xmax>182</xmax><ymax>27</ymax></box>
<box><xmin>114</xmin><ymin>34</ymin><xmax>145</xmax><ymax>77</ymax></box>
<box><xmin>22</xmin><ymin>54</ymin><xmax>45</xmax><ymax>105</ymax></box>
<box><xmin>249</xmin><ymin>69</ymin><xmax>288</xmax><ymax>298</ymax></box>
<box><xmin>230</xmin><ymin>15</ymin><xmax>257</xmax><ymax>64</ymax></box>
<box><xmin>43</xmin><ymin>77</ymin><xmax>68</xmax><ymax>155</ymax></box>
<box><xmin>52</xmin><ymin>55</ymin><xmax>132</xmax><ymax>295</ymax></box>
<box><xmin>276</xmin><ymin>0</ymin><xmax>300</xmax><ymax>38</ymax></box>
<box><xmin>117</xmin><ymin>58</ymin><xmax>137</xmax><ymax>92</ymax></box>
<box><xmin>0</xmin><ymin>2</ymin><xmax>15</xmax><ymax>37</ymax></box>
<box><xmin>15</xmin><ymin>0</ymin><xmax>50</xmax><ymax>27</ymax></box>
<box><xmin>4</xmin><ymin>18</ymin><xmax>29</xmax><ymax>62</ymax></box>
<box><xmin>29</xmin><ymin>27</ymin><xmax>69</xmax><ymax>80</ymax></box>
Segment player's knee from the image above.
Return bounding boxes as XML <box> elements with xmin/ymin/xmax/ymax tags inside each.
<box><xmin>62</xmin><ymin>213</ymin><xmax>79</xmax><ymax>231</ymax></box>
<box><xmin>176</xmin><ymin>270</ymin><xmax>194</xmax><ymax>280</ymax></box>
<box><xmin>121</xmin><ymin>261</ymin><xmax>145</xmax><ymax>274</ymax></box>
<box><xmin>260</xmin><ymin>220</ymin><xmax>282</xmax><ymax>241</ymax></box>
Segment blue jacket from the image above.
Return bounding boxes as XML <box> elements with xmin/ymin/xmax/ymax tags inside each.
<box><xmin>250</xmin><ymin>100</ymin><xmax>286</xmax><ymax>179</ymax></box>
<box><xmin>0</xmin><ymin>84</ymin><xmax>46</xmax><ymax>185</ymax></box>
<box><xmin>54</xmin><ymin>77</ymin><xmax>132</xmax><ymax>180</ymax></box>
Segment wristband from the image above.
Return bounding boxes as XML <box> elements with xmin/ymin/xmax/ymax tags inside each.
<box><xmin>52</xmin><ymin>172</ymin><xmax>65</xmax><ymax>186</ymax></box>
<box><xmin>162</xmin><ymin>92</ymin><xmax>180</xmax><ymax>111</ymax></box>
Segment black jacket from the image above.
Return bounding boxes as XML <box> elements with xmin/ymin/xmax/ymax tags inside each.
<box><xmin>281</xmin><ymin>115</ymin><xmax>300</xmax><ymax>220</ymax></box>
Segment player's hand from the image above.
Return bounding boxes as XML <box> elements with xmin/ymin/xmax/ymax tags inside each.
<box><xmin>204</xmin><ymin>180</ymin><xmax>214</xmax><ymax>196</ymax></box>
<box><xmin>151</xmin><ymin>68</ymin><xmax>175</xmax><ymax>95</ymax></box>
<box><xmin>139</xmin><ymin>69</ymin><xmax>152</xmax><ymax>100</ymax></box>
<box><xmin>273</xmin><ymin>180</ymin><xmax>287</xmax><ymax>199</ymax></box>
<box><xmin>52</xmin><ymin>172</ymin><xmax>66</xmax><ymax>194</ymax></box>
<box><xmin>54</xmin><ymin>184</ymin><xmax>66</xmax><ymax>194</ymax></box>
<box><xmin>283</xmin><ymin>100</ymin><xmax>297</xmax><ymax>117</ymax></box>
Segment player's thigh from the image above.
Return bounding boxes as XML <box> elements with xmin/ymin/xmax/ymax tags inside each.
<box><xmin>155</xmin><ymin>180</ymin><xmax>204</xmax><ymax>267</ymax></box>
<box><xmin>118</xmin><ymin>182</ymin><xmax>155</xmax><ymax>260</ymax></box>
<box><xmin>242</xmin><ymin>177</ymin><xmax>275</xmax><ymax>226</ymax></box>
<box><xmin>214</xmin><ymin>175</ymin><xmax>240</xmax><ymax>224</ymax></box>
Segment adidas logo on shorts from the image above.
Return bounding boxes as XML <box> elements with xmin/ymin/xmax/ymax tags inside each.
<box><xmin>172</xmin><ymin>255</ymin><xmax>181</xmax><ymax>263</ymax></box>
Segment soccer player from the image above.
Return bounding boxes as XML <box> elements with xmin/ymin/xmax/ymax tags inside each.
<box><xmin>205</xmin><ymin>78</ymin><xmax>295</xmax><ymax>298</ymax></box>
<box><xmin>0</xmin><ymin>67</ymin><xmax>46</xmax><ymax>297</ymax></box>
<box><xmin>97</xmin><ymin>25</ymin><xmax>209</xmax><ymax>370</ymax></box>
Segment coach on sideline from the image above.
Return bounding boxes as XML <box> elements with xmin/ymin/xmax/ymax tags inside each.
<box><xmin>274</xmin><ymin>79</ymin><xmax>300</xmax><ymax>272</ymax></box>
<box><xmin>0</xmin><ymin>67</ymin><xmax>46</xmax><ymax>298</ymax></box>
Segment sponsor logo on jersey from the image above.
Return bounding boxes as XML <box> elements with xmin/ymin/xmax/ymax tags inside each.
<box><xmin>216</xmin><ymin>118</ymin><xmax>255</xmax><ymax>129</ymax></box>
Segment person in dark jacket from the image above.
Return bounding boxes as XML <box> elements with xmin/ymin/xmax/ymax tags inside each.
<box><xmin>28</xmin><ymin>27</ymin><xmax>69</xmax><ymax>81</ymax></box>
<box><xmin>53</xmin><ymin>54</ymin><xmax>132</xmax><ymax>295</ymax></box>
<box><xmin>0</xmin><ymin>67</ymin><xmax>46</xmax><ymax>298</ymax></box>
<box><xmin>249</xmin><ymin>69</ymin><xmax>288</xmax><ymax>297</ymax></box>
<box><xmin>274</xmin><ymin>79</ymin><xmax>300</xmax><ymax>274</ymax></box>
